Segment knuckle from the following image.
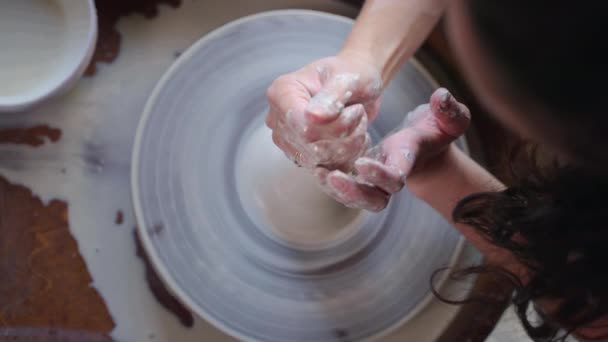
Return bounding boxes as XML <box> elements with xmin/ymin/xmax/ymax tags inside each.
<box><xmin>265</xmin><ymin>86</ymin><xmax>274</xmax><ymax>101</ymax></box>
<box><xmin>271</xmin><ymin>132</ymin><xmax>282</xmax><ymax>146</ymax></box>
<box><xmin>267</xmin><ymin>75</ymin><xmax>293</xmax><ymax>98</ymax></box>
<box><xmin>266</xmin><ymin>83</ymin><xmax>280</xmax><ymax>102</ymax></box>
<box><xmin>371</xmin><ymin>200</ymin><xmax>388</xmax><ymax>212</ymax></box>
<box><xmin>348</xmin><ymin>103</ymin><xmax>366</xmax><ymax>118</ymax></box>
<box><xmin>265</xmin><ymin>115</ymin><xmax>274</xmax><ymax>129</ymax></box>
<box><xmin>363</xmin><ymin>133</ymin><xmax>372</xmax><ymax>149</ymax></box>
<box><xmin>276</xmin><ymin>74</ymin><xmax>295</xmax><ymax>86</ymax></box>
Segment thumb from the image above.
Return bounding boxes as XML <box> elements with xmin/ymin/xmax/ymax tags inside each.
<box><xmin>305</xmin><ymin>73</ymin><xmax>361</xmax><ymax>124</ymax></box>
<box><xmin>430</xmin><ymin>88</ymin><xmax>471</xmax><ymax>137</ymax></box>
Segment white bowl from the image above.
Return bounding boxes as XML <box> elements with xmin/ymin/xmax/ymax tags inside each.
<box><xmin>0</xmin><ymin>0</ymin><xmax>97</xmax><ymax>112</ymax></box>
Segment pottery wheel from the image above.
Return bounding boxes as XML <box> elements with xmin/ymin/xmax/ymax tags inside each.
<box><xmin>133</xmin><ymin>10</ymin><xmax>464</xmax><ymax>342</ymax></box>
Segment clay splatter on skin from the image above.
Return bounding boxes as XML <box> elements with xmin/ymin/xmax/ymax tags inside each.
<box><xmin>0</xmin><ymin>176</ymin><xmax>115</xmax><ymax>336</ymax></box>
<box><xmin>85</xmin><ymin>0</ymin><xmax>182</xmax><ymax>76</ymax></box>
<box><xmin>0</xmin><ymin>125</ymin><xmax>61</xmax><ymax>147</ymax></box>
<box><xmin>403</xmin><ymin>148</ymin><xmax>414</xmax><ymax>161</ymax></box>
<box><xmin>133</xmin><ymin>230</ymin><xmax>194</xmax><ymax>328</ymax></box>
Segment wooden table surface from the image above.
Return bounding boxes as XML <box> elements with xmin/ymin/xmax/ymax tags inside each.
<box><xmin>0</xmin><ymin>1</ymin><xmax>516</xmax><ymax>341</ymax></box>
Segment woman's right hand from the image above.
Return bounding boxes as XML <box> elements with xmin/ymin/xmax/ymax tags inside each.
<box><xmin>265</xmin><ymin>52</ymin><xmax>383</xmax><ymax>170</ymax></box>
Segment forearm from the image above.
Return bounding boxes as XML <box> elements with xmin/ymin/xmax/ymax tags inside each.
<box><xmin>341</xmin><ymin>0</ymin><xmax>447</xmax><ymax>84</ymax></box>
<box><xmin>408</xmin><ymin>146</ymin><xmax>527</xmax><ymax>277</ymax></box>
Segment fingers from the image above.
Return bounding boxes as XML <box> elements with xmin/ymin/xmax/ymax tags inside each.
<box><xmin>430</xmin><ymin>88</ymin><xmax>471</xmax><ymax>137</ymax></box>
<box><xmin>304</xmin><ymin>103</ymin><xmax>366</xmax><ymax>141</ymax></box>
<box><xmin>268</xmin><ymin>103</ymin><xmax>370</xmax><ymax>169</ymax></box>
<box><xmin>381</xmin><ymin>135</ymin><xmax>419</xmax><ymax>178</ymax></box>
<box><xmin>308</xmin><ymin>108</ymin><xmax>370</xmax><ymax>167</ymax></box>
<box><xmin>271</xmin><ymin>131</ymin><xmax>295</xmax><ymax>155</ymax></box>
<box><xmin>272</xmin><ymin>98</ymin><xmax>367</xmax><ymax>145</ymax></box>
<box><xmin>265</xmin><ymin>63</ymin><xmax>381</xmax><ymax>171</ymax></box>
<box><xmin>354</xmin><ymin>158</ymin><xmax>404</xmax><ymax>194</ymax></box>
<box><xmin>312</xmin><ymin>141</ymin><xmax>415</xmax><ymax>212</ymax></box>
<box><xmin>266</xmin><ymin>76</ymin><xmax>311</xmax><ymax>137</ymax></box>
<box><xmin>266</xmin><ymin>75</ymin><xmax>311</xmax><ymax>117</ymax></box>
<box><xmin>266</xmin><ymin>106</ymin><xmax>305</xmax><ymax>151</ymax></box>
<box><xmin>355</xmin><ymin>139</ymin><xmax>418</xmax><ymax>193</ymax></box>
<box><xmin>265</xmin><ymin>111</ymin><xmax>276</xmax><ymax>129</ymax></box>
<box><xmin>305</xmin><ymin>73</ymin><xmax>361</xmax><ymax>123</ymax></box>
<box><xmin>317</xmin><ymin>169</ymin><xmax>389</xmax><ymax>212</ymax></box>
<box><xmin>350</xmin><ymin>88</ymin><xmax>469</xmax><ymax>200</ymax></box>
<box><xmin>311</xmin><ymin>134</ymin><xmax>370</xmax><ymax>169</ymax></box>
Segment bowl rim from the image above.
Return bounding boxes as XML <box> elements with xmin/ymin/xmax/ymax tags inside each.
<box><xmin>0</xmin><ymin>0</ymin><xmax>98</xmax><ymax>112</ymax></box>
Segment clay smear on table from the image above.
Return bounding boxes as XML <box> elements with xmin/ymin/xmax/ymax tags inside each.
<box><xmin>0</xmin><ymin>176</ymin><xmax>115</xmax><ymax>341</ymax></box>
<box><xmin>0</xmin><ymin>125</ymin><xmax>61</xmax><ymax>147</ymax></box>
<box><xmin>0</xmin><ymin>125</ymin><xmax>114</xmax><ymax>340</ymax></box>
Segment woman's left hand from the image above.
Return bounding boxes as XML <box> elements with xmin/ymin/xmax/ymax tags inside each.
<box><xmin>314</xmin><ymin>88</ymin><xmax>471</xmax><ymax>211</ymax></box>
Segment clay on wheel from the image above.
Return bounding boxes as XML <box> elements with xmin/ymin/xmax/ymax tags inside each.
<box><xmin>236</xmin><ymin>123</ymin><xmax>364</xmax><ymax>250</ymax></box>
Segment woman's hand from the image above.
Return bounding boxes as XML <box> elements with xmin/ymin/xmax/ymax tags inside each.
<box><xmin>265</xmin><ymin>52</ymin><xmax>383</xmax><ymax>170</ymax></box>
<box><xmin>315</xmin><ymin>88</ymin><xmax>471</xmax><ymax>211</ymax></box>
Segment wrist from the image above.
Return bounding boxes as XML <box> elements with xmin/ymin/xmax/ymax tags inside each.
<box><xmin>337</xmin><ymin>47</ymin><xmax>385</xmax><ymax>81</ymax></box>
<box><xmin>407</xmin><ymin>145</ymin><xmax>505</xmax><ymax>205</ymax></box>
<box><xmin>405</xmin><ymin>145</ymin><xmax>459</xmax><ymax>201</ymax></box>
<box><xmin>339</xmin><ymin>0</ymin><xmax>446</xmax><ymax>85</ymax></box>
<box><xmin>339</xmin><ymin>42</ymin><xmax>395</xmax><ymax>88</ymax></box>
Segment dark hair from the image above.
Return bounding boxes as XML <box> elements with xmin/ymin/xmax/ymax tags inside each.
<box><xmin>453</xmin><ymin>146</ymin><xmax>608</xmax><ymax>341</ymax></box>
<box><xmin>466</xmin><ymin>0</ymin><xmax>608</xmax><ymax>166</ymax></box>
<box><xmin>452</xmin><ymin>1</ymin><xmax>608</xmax><ymax>340</ymax></box>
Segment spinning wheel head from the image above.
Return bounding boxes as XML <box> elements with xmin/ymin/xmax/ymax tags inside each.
<box><xmin>132</xmin><ymin>10</ymin><xmax>464</xmax><ymax>341</ymax></box>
